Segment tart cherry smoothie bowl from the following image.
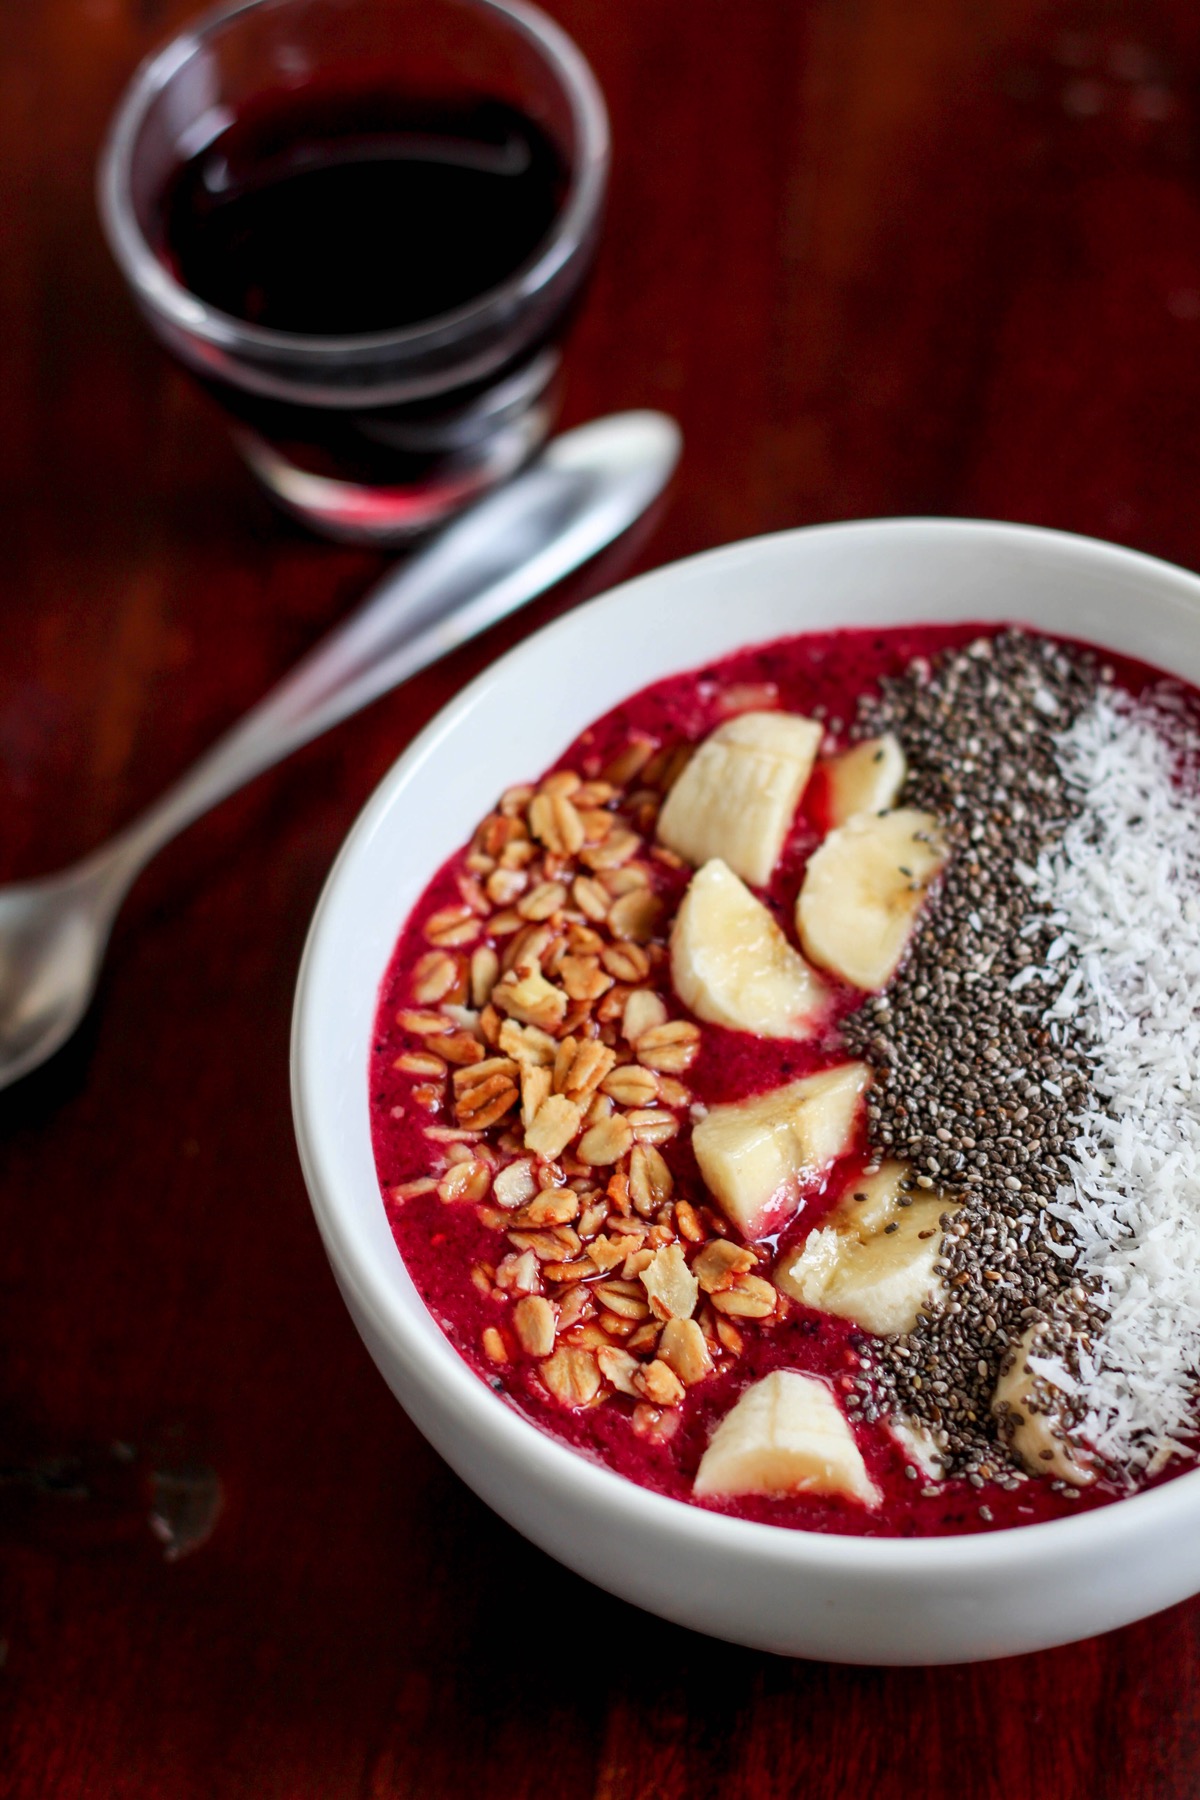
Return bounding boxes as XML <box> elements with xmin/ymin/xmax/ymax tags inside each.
<box><xmin>292</xmin><ymin>519</ymin><xmax>1200</xmax><ymax>1662</ymax></box>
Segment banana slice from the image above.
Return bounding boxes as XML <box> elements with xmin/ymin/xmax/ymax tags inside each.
<box><xmin>889</xmin><ymin>1417</ymin><xmax>945</xmax><ymax>1482</ymax></box>
<box><xmin>796</xmin><ymin>807</ymin><xmax>946</xmax><ymax>991</ymax></box>
<box><xmin>993</xmin><ymin>1326</ymin><xmax>1095</xmax><ymax>1486</ymax></box>
<box><xmin>694</xmin><ymin>1369</ymin><xmax>880</xmax><ymax>1506</ymax></box>
<box><xmin>657</xmin><ymin>711</ymin><xmax>822</xmax><ymax>888</ymax></box>
<box><xmin>692</xmin><ymin>1062</ymin><xmax>870</xmax><ymax>1240</ymax></box>
<box><xmin>823</xmin><ymin>733</ymin><xmax>907</xmax><ymax>826</ymax></box>
<box><xmin>775</xmin><ymin>1161</ymin><xmax>956</xmax><ymax>1335</ymax></box>
<box><xmin>670</xmin><ymin>859</ymin><xmax>827</xmax><ymax>1038</ymax></box>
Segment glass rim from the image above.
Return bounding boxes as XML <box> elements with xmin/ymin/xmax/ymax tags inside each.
<box><xmin>97</xmin><ymin>0</ymin><xmax>610</xmax><ymax>363</ymax></box>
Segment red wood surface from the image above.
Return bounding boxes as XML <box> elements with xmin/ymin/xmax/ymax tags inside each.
<box><xmin>6</xmin><ymin>2</ymin><xmax>1200</xmax><ymax>1794</ymax></box>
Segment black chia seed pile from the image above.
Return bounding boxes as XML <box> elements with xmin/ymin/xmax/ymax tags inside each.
<box><xmin>839</xmin><ymin>630</ymin><xmax>1106</xmax><ymax>1485</ymax></box>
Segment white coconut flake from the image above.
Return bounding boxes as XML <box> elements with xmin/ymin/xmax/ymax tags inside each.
<box><xmin>1029</xmin><ymin>685</ymin><xmax>1200</xmax><ymax>1472</ymax></box>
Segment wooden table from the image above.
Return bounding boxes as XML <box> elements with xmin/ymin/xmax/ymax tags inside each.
<box><xmin>5</xmin><ymin>2</ymin><xmax>1200</xmax><ymax>1793</ymax></box>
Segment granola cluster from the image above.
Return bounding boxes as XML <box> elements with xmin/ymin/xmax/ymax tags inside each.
<box><xmin>386</xmin><ymin>739</ymin><xmax>787</xmax><ymax>1436</ymax></box>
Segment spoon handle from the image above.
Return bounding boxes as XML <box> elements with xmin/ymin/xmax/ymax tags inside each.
<box><xmin>96</xmin><ymin>412</ymin><xmax>679</xmax><ymax>886</ymax></box>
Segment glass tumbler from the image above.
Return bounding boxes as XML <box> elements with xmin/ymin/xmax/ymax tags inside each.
<box><xmin>98</xmin><ymin>0</ymin><xmax>609</xmax><ymax>542</ymax></box>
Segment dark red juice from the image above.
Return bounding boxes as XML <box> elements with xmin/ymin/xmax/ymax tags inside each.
<box><xmin>151</xmin><ymin>87</ymin><xmax>573</xmax><ymax>494</ymax></box>
<box><xmin>159</xmin><ymin>91</ymin><xmax>565</xmax><ymax>334</ymax></box>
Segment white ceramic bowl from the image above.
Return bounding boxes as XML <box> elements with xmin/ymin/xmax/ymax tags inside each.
<box><xmin>292</xmin><ymin>517</ymin><xmax>1200</xmax><ymax>1664</ymax></box>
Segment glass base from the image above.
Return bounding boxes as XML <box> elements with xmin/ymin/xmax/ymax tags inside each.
<box><xmin>235</xmin><ymin>391</ymin><xmax>556</xmax><ymax>544</ymax></box>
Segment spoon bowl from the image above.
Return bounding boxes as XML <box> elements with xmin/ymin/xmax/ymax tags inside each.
<box><xmin>0</xmin><ymin>411</ymin><xmax>679</xmax><ymax>1092</ymax></box>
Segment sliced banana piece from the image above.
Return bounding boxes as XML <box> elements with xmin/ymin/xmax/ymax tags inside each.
<box><xmin>823</xmin><ymin>732</ymin><xmax>907</xmax><ymax>826</ymax></box>
<box><xmin>657</xmin><ymin>711</ymin><xmax>822</xmax><ymax>888</ymax></box>
<box><xmin>889</xmin><ymin>1417</ymin><xmax>946</xmax><ymax>1482</ymax></box>
<box><xmin>993</xmin><ymin>1326</ymin><xmax>1095</xmax><ymax>1486</ymax></box>
<box><xmin>775</xmin><ymin>1161</ymin><xmax>956</xmax><ymax>1335</ymax></box>
<box><xmin>670</xmin><ymin>859</ymin><xmax>827</xmax><ymax>1038</ymax></box>
<box><xmin>796</xmin><ymin>806</ymin><xmax>946</xmax><ymax>991</ymax></box>
<box><xmin>694</xmin><ymin>1369</ymin><xmax>879</xmax><ymax>1506</ymax></box>
<box><xmin>692</xmin><ymin>1062</ymin><xmax>870</xmax><ymax>1240</ymax></box>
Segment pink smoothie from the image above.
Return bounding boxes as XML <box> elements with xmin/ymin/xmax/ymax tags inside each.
<box><xmin>370</xmin><ymin>622</ymin><xmax>1180</xmax><ymax>1538</ymax></box>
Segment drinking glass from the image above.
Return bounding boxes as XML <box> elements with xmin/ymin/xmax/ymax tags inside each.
<box><xmin>99</xmin><ymin>0</ymin><xmax>609</xmax><ymax>542</ymax></box>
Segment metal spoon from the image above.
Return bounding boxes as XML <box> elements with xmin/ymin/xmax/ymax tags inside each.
<box><xmin>0</xmin><ymin>410</ymin><xmax>681</xmax><ymax>1091</ymax></box>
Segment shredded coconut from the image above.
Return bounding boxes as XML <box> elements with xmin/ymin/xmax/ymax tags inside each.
<box><xmin>1031</xmin><ymin>685</ymin><xmax>1200</xmax><ymax>1471</ymax></box>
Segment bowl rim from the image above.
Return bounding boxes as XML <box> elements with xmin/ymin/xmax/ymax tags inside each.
<box><xmin>292</xmin><ymin>513</ymin><xmax>1200</xmax><ymax>1575</ymax></box>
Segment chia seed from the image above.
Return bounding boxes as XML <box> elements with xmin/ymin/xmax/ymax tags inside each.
<box><xmin>840</xmin><ymin>630</ymin><xmax>1102</xmax><ymax>1476</ymax></box>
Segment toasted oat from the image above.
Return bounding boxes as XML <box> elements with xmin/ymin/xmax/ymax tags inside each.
<box><xmin>597</xmin><ymin>941</ymin><xmax>648</xmax><ymax>985</ymax></box>
<box><xmin>468</xmin><ymin>946</ymin><xmax>500</xmax><ymax>1009</ymax></box>
<box><xmin>507</xmin><ymin>1225</ymin><xmax>581</xmax><ymax>1260</ymax></box>
<box><xmin>596</xmin><ymin>1345</ymin><xmax>642</xmax><ymax>1397</ymax></box>
<box><xmin>425</xmin><ymin>904</ymin><xmax>480</xmax><ymax>948</ymax></box>
<box><xmin>622</xmin><ymin>988</ymin><xmax>669</xmax><ymax>1044</ymax></box>
<box><xmin>540</xmin><ymin>1346</ymin><xmax>601</xmax><ymax>1407</ymax></box>
<box><xmin>513</xmin><ymin>1295</ymin><xmax>557</xmax><ymax>1357</ymax></box>
<box><xmin>674</xmin><ymin>1200</ymin><xmax>706</xmax><ymax>1243</ymax></box>
<box><xmin>657</xmin><ymin>1317</ymin><xmax>714</xmax><ymax>1385</ymax></box>
<box><xmin>636</xmin><ymin>1358</ymin><xmax>685</xmax><ymax>1407</ymax></box>
<box><xmin>593</xmin><ymin>1279</ymin><xmax>650</xmax><ymax>1321</ymax></box>
<box><xmin>586</xmin><ymin>1236</ymin><xmax>628</xmax><ymax>1274</ymax></box>
<box><xmin>454</xmin><ymin>1061</ymin><xmax>520</xmax><ymax>1130</ymax></box>
<box><xmin>543</xmin><ymin>1257</ymin><xmax>595</xmax><ymax>1283</ymax></box>
<box><xmin>601</xmin><ymin>1063</ymin><xmax>659</xmax><ymax>1107</ymax></box>
<box><xmin>581</xmin><ymin>829</ymin><xmax>641</xmax><ymax>871</ymax></box>
<box><xmin>389</xmin><ymin>1177</ymin><xmax>438</xmax><ymax>1200</ymax></box>
<box><xmin>481</xmin><ymin>1327</ymin><xmax>509</xmax><ymax>1364</ymax></box>
<box><xmin>622</xmin><ymin>1246</ymin><xmax>656</xmax><ymax>1279</ymax></box>
<box><xmin>495</xmin><ymin>1250</ymin><xmax>541</xmax><ymax>1294</ymax></box>
<box><xmin>578</xmin><ymin>1199</ymin><xmax>608</xmax><ymax>1238</ymax></box>
<box><xmin>394</xmin><ymin>1050</ymin><xmax>448</xmax><ymax>1078</ymax></box>
<box><xmin>656</xmin><ymin>1076</ymin><xmax>693</xmax><ymax>1109</ymax></box>
<box><xmin>518</xmin><ymin>880</ymin><xmax>568</xmax><ymax>921</ymax></box>
<box><xmin>572</xmin><ymin>875</ymin><xmax>611</xmax><ymax>921</ymax></box>
<box><xmin>520</xmin><ymin>1064</ymin><xmax>553</xmax><ymax>1131</ymax></box>
<box><xmin>626</xmin><ymin>1321</ymin><xmax>663</xmax><ymax>1355</ymax></box>
<box><xmin>582</xmin><ymin>1091</ymin><xmax>614</xmax><ymax>1128</ymax></box>
<box><xmin>493</xmin><ymin>969</ymin><xmax>568</xmax><ymax>1032</ymax></box>
<box><xmin>628</xmin><ymin>1143</ymin><xmax>674</xmax><ymax>1215</ymax></box>
<box><xmin>514</xmin><ymin>1188</ymin><xmax>580</xmax><ymax>1227</ymax></box>
<box><xmin>492</xmin><ymin>1159</ymin><xmax>538</xmax><ymax>1209</ymax></box>
<box><xmin>710</xmin><ymin>1274</ymin><xmax>777</xmax><ymax>1319</ymax></box>
<box><xmin>524</xmin><ymin>1094</ymin><xmax>583</xmax><ymax>1158</ymax></box>
<box><xmin>396</xmin><ymin>1008</ymin><xmax>453</xmax><ymax>1036</ymax></box>
<box><xmin>500</xmin><ymin>783</ymin><xmax>536</xmax><ymax>816</ymax></box>
<box><xmin>529</xmin><ymin>790</ymin><xmax>586</xmax><ymax>857</ymax></box>
<box><xmin>692</xmin><ymin>1239</ymin><xmax>757</xmax><ymax>1292</ymax></box>
<box><xmin>608</xmin><ymin>888</ymin><xmax>664</xmax><ymax>943</ymax></box>
<box><xmin>640</xmin><ymin>1243</ymin><xmax>698</xmax><ymax>1322</ymax></box>
<box><xmin>411</xmin><ymin>1082</ymin><xmax>444</xmax><ymax>1112</ymax></box>
<box><xmin>601</xmin><ymin>736</ymin><xmax>657</xmax><ymax>787</ymax></box>
<box><xmin>626</xmin><ymin>1109</ymin><xmax>679</xmax><ymax>1148</ymax></box>
<box><xmin>412</xmin><ymin>951</ymin><xmax>461</xmax><ymax>1004</ymax></box>
<box><xmin>631</xmin><ymin>1401</ymin><xmax>679</xmax><ymax>1442</ymax></box>
<box><xmin>435</xmin><ymin>1031</ymin><xmax>485</xmax><ymax>1068</ymax></box>
<box><xmin>635</xmin><ymin>1020</ymin><xmax>701</xmax><ymax>1073</ymax></box>
<box><xmin>559</xmin><ymin>955</ymin><xmax>614</xmax><ymax>1003</ymax></box>
<box><xmin>559</xmin><ymin>1039</ymin><xmax>617</xmax><ymax>1104</ymax></box>
<box><xmin>485</xmin><ymin>866</ymin><xmax>528</xmax><ymax>907</ymax></box>
<box><xmin>714</xmin><ymin>1314</ymin><xmax>744</xmax><ymax>1354</ymax></box>
<box><xmin>505</xmin><ymin>922</ymin><xmax>555</xmax><ymax>976</ymax></box>
<box><xmin>437</xmin><ymin>1159</ymin><xmax>492</xmax><ymax>1205</ymax></box>
<box><xmin>499</xmin><ymin>1019</ymin><xmax>558</xmax><ymax>1066</ymax></box>
<box><xmin>577</xmin><ymin>1114</ymin><xmax>633</xmax><ymax>1167</ymax></box>
<box><xmin>555</xmin><ymin>1285</ymin><xmax>594</xmax><ymax>1333</ymax></box>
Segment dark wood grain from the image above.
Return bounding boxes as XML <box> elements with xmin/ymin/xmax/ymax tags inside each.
<box><xmin>5</xmin><ymin>1</ymin><xmax>1200</xmax><ymax>1794</ymax></box>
